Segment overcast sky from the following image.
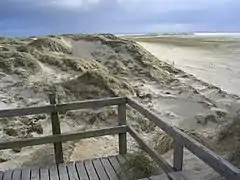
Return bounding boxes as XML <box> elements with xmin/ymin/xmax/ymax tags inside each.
<box><xmin>0</xmin><ymin>0</ymin><xmax>239</xmax><ymax>36</ymax></box>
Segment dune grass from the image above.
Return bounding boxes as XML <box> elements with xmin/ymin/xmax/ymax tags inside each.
<box><xmin>0</xmin><ymin>51</ymin><xmax>40</xmax><ymax>74</ymax></box>
<box><xmin>61</xmin><ymin>70</ymin><xmax>135</xmax><ymax>100</ymax></box>
<box><xmin>152</xmin><ymin>131</ymin><xmax>173</xmax><ymax>154</ymax></box>
<box><xmin>28</xmin><ymin>37</ymin><xmax>72</xmax><ymax>54</ymax></box>
<box><xmin>217</xmin><ymin>112</ymin><xmax>240</xmax><ymax>167</ymax></box>
<box><xmin>122</xmin><ymin>151</ymin><xmax>160</xmax><ymax>180</ymax></box>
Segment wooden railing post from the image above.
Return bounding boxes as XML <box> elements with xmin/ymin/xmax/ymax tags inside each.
<box><xmin>173</xmin><ymin>140</ymin><xmax>184</xmax><ymax>171</ymax></box>
<box><xmin>118</xmin><ymin>103</ymin><xmax>127</xmax><ymax>154</ymax></box>
<box><xmin>49</xmin><ymin>94</ymin><xmax>64</xmax><ymax>164</ymax></box>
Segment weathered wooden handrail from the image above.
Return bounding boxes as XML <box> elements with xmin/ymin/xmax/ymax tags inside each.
<box><xmin>0</xmin><ymin>126</ymin><xmax>127</xmax><ymax>150</ymax></box>
<box><xmin>0</xmin><ymin>97</ymin><xmax>126</xmax><ymax>118</ymax></box>
<box><xmin>127</xmin><ymin>97</ymin><xmax>240</xmax><ymax>180</ymax></box>
<box><xmin>0</xmin><ymin>96</ymin><xmax>127</xmax><ymax>165</ymax></box>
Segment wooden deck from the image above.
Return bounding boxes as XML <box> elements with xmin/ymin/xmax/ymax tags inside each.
<box><xmin>1</xmin><ymin>155</ymin><xmax>129</xmax><ymax>180</ymax></box>
<box><xmin>0</xmin><ymin>155</ymin><xmax>193</xmax><ymax>180</ymax></box>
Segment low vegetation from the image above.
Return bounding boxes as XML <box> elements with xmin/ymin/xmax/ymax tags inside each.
<box><xmin>122</xmin><ymin>151</ymin><xmax>160</xmax><ymax>180</ymax></box>
<box><xmin>217</xmin><ymin>112</ymin><xmax>240</xmax><ymax>167</ymax></box>
<box><xmin>37</xmin><ymin>53</ymin><xmax>107</xmax><ymax>73</ymax></box>
<box><xmin>0</xmin><ymin>50</ymin><xmax>40</xmax><ymax>75</ymax></box>
<box><xmin>61</xmin><ymin>70</ymin><xmax>135</xmax><ymax>100</ymax></box>
<box><xmin>152</xmin><ymin>131</ymin><xmax>173</xmax><ymax>154</ymax></box>
<box><xmin>28</xmin><ymin>37</ymin><xmax>72</xmax><ymax>54</ymax></box>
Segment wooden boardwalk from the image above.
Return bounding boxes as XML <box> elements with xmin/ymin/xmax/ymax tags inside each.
<box><xmin>0</xmin><ymin>155</ymin><xmax>192</xmax><ymax>180</ymax></box>
<box><xmin>1</xmin><ymin>155</ymin><xmax>130</xmax><ymax>180</ymax></box>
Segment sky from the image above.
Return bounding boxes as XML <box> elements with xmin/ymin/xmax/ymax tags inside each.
<box><xmin>0</xmin><ymin>0</ymin><xmax>239</xmax><ymax>36</ymax></box>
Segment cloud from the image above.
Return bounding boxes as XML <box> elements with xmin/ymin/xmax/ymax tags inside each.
<box><xmin>7</xmin><ymin>0</ymin><xmax>103</xmax><ymax>9</ymax></box>
<box><xmin>116</xmin><ymin>0</ymin><xmax>233</xmax><ymax>12</ymax></box>
<box><xmin>0</xmin><ymin>0</ymin><xmax>239</xmax><ymax>36</ymax></box>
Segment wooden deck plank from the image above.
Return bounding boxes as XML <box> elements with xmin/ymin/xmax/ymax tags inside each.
<box><xmin>66</xmin><ymin>162</ymin><xmax>79</xmax><ymax>180</ymax></box>
<box><xmin>49</xmin><ymin>165</ymin><xmax>59</xmax><ymax>180</ymax></box>
<box><xmin>31</xmin><ymin>169</ymin><xmax>40</xmax><ymax>180</ymax></box>
<box><xmin>100</xmin><ymin>158</ymin><xmax>119</xmax><ymax>180</ymax></box>
<box><xmin>108</xmin><ymin>156</ymin><xmax>128</xmax><ymax>180</ymax></box>
<box><xmin>92</xmin><ymin>159</ymin><xmax>109</xmax><ymax>180</ymax></box>
<box><xmin>58</xmin><ymin>164</ymin><xmax>69</xmax><ymax>180</ymax></box>
<box><xmin>76</xmin><ymin>162</ymin><xmax>88</xmax><ymax>180</ymax></box>
<box><xmin>22</xmin><ymin>168</ymin><xmax>31</xmax><ymax>180</ymax></box>
<box><xmin>84</xmin><ymin>160</ymin><xmax>98</xmax><ymax>180</ymax></box>
<box><xmin>12</xmin><ymin>170</ymin><xmax>21</xmax><ymax>180</ymax></box>
<box><xmin>3</xmin><ymin>170</ymin><xmax>13</xmax><ymax>180</ymax></box>
<box><xmin>40</xmin><ymin>168</ymin><xmax>49</xmax><ymax>180</ymax></box>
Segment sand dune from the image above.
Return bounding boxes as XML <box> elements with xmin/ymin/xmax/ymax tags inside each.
<box><xmin>0</xmin><ymin>34</ymin><xmax>239</xmax><ymax>179</ymax></box>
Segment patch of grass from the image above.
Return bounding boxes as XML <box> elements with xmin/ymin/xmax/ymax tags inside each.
<box><xmin>186</xmin><ymin>131</ymin><xmax>213</xmax><ymax>149</ymax></box>
<box><xmin>61</xmin><ymin>70</ymin><xmax>135</xmax><ymax>100</ymax></box>
<box><xmin>64</xmin><ymin>58</ymin><xmax>106</xmax><ymax>72</ymax></box>
<box><xmin>152</xmin><ymin>131</ymin><xmax>173</xmax><ymax>154</ymax></box>
<box><xmin>122</xmin><ymin>151</ymin><xmax>159</xmax><ymax>180</ymax></box>
<box><xmin>127</xmin><ymin>109</ymin><xmax>155</xmax><ymax>133</ymax></box>
<box><xmin>216</xmin><ymin>113</ymin><xmax>240</xmax><ymax>167</ymax></box>
<box><xmin>228</xmin><ymin>145</ymin><xmax>240</xmax><ymax>168</ymax></box>
<box><xmin>151</xmin><ymin>130</ymin><xmax>212</xmax><ymax>155</ymax></box>
<box><xmin>0</xmin><ymin>51</ymin><xmax>40</xmax><ymax>74</ymax></box>
<box><xmin>63</xmin><ymin>33</ymin><xmax>121</xmax><ymax>42</ymax></box>
<box><xmin>36</xmin><ymin>52</ymin><xmax>107</xmax><ymax>73</ymax></box>
<box><xmin>16</xmin><ymin>45</ymin><xmax>34</xmax><ymax>53</ymax></box>
<box><xmin>29</xmin><ymin>37</ymin><xmax>72</xmax><ymax>54</ymax></box>
<box><xmin>104</xmin><ymin>58</ymin><xmax>128</xmax><ymax>75</ymax></box>
<box><xmin>102</xmin><ymin>39</ymin><xmax>179</xmax><ymax>83</ymax></box>
<box><xmin>218</xmin><ymin>113</ymin><xmax>240</xmax><ymax>141</ymax></box>
<box><xmin>0</xmin><ymin>37</ymin><xmax>26</xmax><ymax>46</ymax></box>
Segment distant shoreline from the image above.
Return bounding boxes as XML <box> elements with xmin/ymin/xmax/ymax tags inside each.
<box><xmin>117</xmin><ymin>32</ymin><xmax>240</xmax><ymax>38</ymax></box>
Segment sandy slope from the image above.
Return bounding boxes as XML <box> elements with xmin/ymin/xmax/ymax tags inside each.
<box><xmin>137</xmin><ymin>41</ymin><xmax>240</xmax><ymax>96</ymax></box>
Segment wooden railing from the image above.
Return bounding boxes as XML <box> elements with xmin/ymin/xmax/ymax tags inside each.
<box><xmin>0</xmin><ymin>95</ymin><xmax>239</xmax><ymax>180</ymax></box>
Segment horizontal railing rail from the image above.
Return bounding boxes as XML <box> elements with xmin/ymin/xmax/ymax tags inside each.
<box><xmin>0</xmin><ymin>97</ymin><xmax>126</xmax><ymax>118</ymax></box>
<box><xmin>0</xmin><ymin>125</ymin><xmax>127</xmax><ymax>150</ymax></box>
<box><xmin>0</xmin><ymin>95</ymin><xmax>127</xmax><ymax>164</ymax></box>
